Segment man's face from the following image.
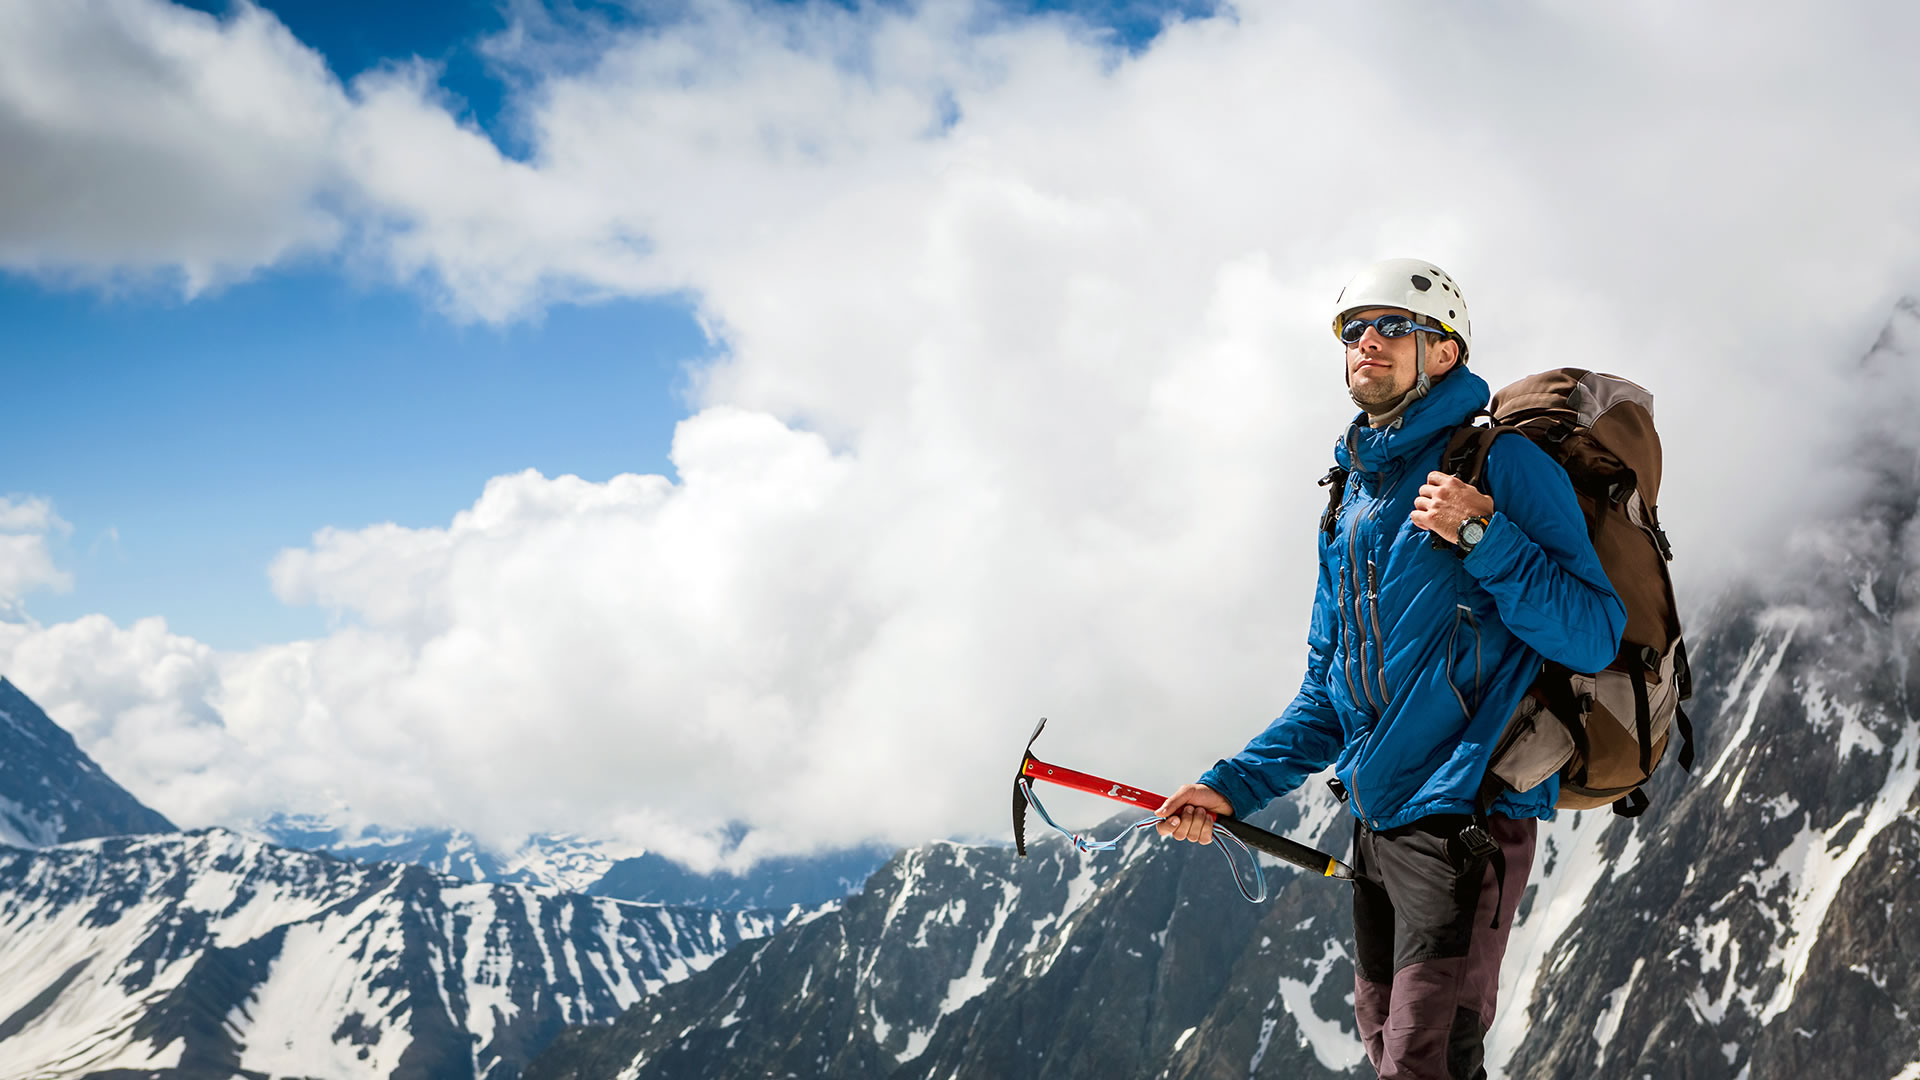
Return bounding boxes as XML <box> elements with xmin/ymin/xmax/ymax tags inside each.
<box><xmin>1343</xmin><ymin>306</ymin><xmax>1456</xmax><ymax>412</ymax></box>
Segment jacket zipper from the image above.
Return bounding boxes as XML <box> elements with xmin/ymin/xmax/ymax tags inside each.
<box><xmin>1346</xmin><ymin>501</ymin><xmax>1379</xmax><ymax>713</ymax></box>
<box><xmin>1366</xmin><ymin>560</ymin><xmax>1390</xmax><ymax>708</ymax></box>
<box><xmin>1337</xmin><ymin>572</ymin><xmax>1361</xmax><ymax>706</ymax></box>
<box><xmin>1342</xmin><ymin>474</ymin><xmax>1385</xmax><ymax>827</ymax></box>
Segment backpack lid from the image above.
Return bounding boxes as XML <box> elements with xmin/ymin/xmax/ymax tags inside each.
<box><xmin>1492</xmin><ymin>369</ymin><xmax>1663</xmax><ymax>506</ymax></box>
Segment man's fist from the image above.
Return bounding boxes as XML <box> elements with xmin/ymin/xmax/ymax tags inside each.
<box><xmin>1154</xmin><ymin>783</ymin><xmax>1233</xmax><ymax>845</ymax></box>
<box><xmin>1410</xmin><ymin>471</ymin><xmax>1496</xmax><ymax>544</ymax></box>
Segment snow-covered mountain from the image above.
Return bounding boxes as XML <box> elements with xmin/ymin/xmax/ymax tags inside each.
<box><xmin>0</xmin><ymin>676</ymin><xmax>175</xmax><ymax>847</ymax></box>
<box><xmin>0</xmin><ymin>829</ymin><xmax>792</xmax><ymax>1079</ymax></box>
<box><xmin>524</xmin><ymin>804</ymin><xmax>1362</xmax><ymax>1080</ymax></box>
<box><xmin>256</xmin><ymin>814</ymin><xmax>894</xmax><ymax>910</ymax></box>
<box><xmin>0</xmin><ymin>681</ymin><xmax>803</xmax><ymax>1077</ymax></box>
<box><xmin>588</xmin><ymin>839</ymin><xmax>897</xmax><ymax>910</ymax></box>
<box><xmin>253</xmin><ymin>815</ymin><xmax>636</xmax><ymax>894</ymax></box>
<box><xmin>526</xmin><ymin>304</ymin><xmax>1920</xmax><ymax>1079</ymax></box>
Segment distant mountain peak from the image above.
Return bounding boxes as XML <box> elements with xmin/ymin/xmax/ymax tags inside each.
<box><xmin>0</xmin><ymin>677</ymin><xmax>175</xmax><ymax>848</ymax></box>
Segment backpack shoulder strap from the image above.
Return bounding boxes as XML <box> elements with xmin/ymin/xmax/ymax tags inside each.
<box><xmin>1319</xmin><ymin>465</ymin><xmax>1350</xmax><ymax>537</ymax></box>
<box><xmin>1441</xmin><ymin>410</ymin><xmax>1528</xmax><ymax>492</ymax></box>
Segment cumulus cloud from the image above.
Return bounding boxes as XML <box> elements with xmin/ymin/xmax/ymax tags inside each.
<box><xmin>4</xmin><ymin>0</ymin><xmax>1920</xmax><ymax>864</ymax></box>
<box><xmin>0</xmin><ymin>496</ymin><xmax>73</xmax><ymax>611</ymax></box>
<box><xmin>0</xmin><ymin>0</ymin><xmax>350</xmax><ymax>291</ymax></box>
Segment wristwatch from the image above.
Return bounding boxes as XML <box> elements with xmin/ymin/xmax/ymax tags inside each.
<box><xmin>1457</xmin><ymin>515</ymin><xmax>1492</xmax><ymax>556</ymax></box>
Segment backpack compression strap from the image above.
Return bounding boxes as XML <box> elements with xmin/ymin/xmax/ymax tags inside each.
<box><xmin>1430</xmin><ymin>414</ymin><xmax>1522</xmax><ymax>549</ymax></box>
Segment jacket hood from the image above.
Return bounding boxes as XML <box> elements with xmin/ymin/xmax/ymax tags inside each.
<box><xmin>1335</xmin><ymin>367</ymin><xmax>1490</xmax><ymax>475</ymax></box>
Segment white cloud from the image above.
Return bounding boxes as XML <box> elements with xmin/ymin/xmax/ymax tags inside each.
<box><xmin>0</xmin><ymin>615</ymin><xmax>231</xmax><ymax>822</ymax></box>
<box><xmin>0</xmin><ymin>0</ymin><xmax>350</xmax><ymax>292</ymax></box>
<box><xmin>4</xmin><ymin>0</ymin><xmax>1920</xmax><ymax>864</ymax></box>
<box><xmin>0</xmin><ymin>496</ymin><xmax>73</xmax><ymax>610</ymax></box>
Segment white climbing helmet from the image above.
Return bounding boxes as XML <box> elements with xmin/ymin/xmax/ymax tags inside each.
<box><xmin>1331</xmin><ymin>258</ymin><xmax>1472</xmax><ymax>359</ymax></box>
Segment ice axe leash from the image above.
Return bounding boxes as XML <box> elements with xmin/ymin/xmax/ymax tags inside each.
<box><xmin>1011</xmin><ymin>718</ymin><xmax>1355</xmax><ymax>903</ymax></box>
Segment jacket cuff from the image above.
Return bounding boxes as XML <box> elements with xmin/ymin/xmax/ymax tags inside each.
<box><xmin>1460</xmin><ymin>511</ymin><xmax>1524</xmax><ymax>580</ymax></box>
<box><xmin>1197</xmin><ymin>762</ymin><xmax>1257</xmax><ymax>819</ymax></box>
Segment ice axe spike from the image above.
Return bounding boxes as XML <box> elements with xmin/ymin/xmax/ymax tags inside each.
<box><xmin>1011</xmin><ymin>717</ymin><xmax>1355</xmax><ymax>880</ymax></box>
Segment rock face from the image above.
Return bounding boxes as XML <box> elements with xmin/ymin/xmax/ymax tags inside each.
<box><xmin>526</xmin><ymin>304</ymin><xmax>1920</xmax><ymax>1080</ymax></box>
<box><xmin>0</xmin><ymin>676</ymin><xmax>175</xmax><ymax>847</ymax></box>
<box><xmin>0</xmin><ymin>830</ymin><xmax>789</xmax><ymax>1080</ymax></box>
<box><xmin>524</xmin><ymin>795</ymin><xmax>1369</xmax><ymax>1080</ymax></box>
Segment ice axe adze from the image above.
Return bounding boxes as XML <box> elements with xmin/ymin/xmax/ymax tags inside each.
<box><xmin>1011</xmin><ymin>717</ymin><xmax>1355</xmax><ymax>882</ymax></box>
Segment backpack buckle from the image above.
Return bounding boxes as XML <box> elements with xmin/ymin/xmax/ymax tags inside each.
<box><xmin>1456</xmin><ymin>823</ymin><xmax>1499</xmax><ymax>862</ymax></box>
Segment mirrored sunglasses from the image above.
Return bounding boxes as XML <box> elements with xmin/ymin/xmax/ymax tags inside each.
<box><xmin>1339</xmin><ymin>314</ymin><xmax>1448</xmax><ymax>345</ymax></box>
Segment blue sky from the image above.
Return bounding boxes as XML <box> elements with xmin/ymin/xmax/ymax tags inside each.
<box><xmin>5</xmin><ymin>273</ymin><xmax>702</xmax><ymax>647</ymax></box>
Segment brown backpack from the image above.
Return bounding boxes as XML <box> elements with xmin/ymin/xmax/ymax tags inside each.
<box><xmin>1443</xmin><ymin>369</ymin><xmax>1695</xmax><ymax>818</ymax></box>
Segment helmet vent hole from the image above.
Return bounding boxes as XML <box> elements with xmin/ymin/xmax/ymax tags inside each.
<box><xmin>1410</xmin><ymin>274</ymin><xmax>1433</xmax><ymax>291</ymax></box>
<box><xmin>1449</xmin><ymin>309</ymin><xmax>1457</xmax><ymax>318</ymax></box>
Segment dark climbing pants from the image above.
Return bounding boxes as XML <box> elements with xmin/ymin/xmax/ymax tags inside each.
<box><xmin>1350</xmin><ymin>814</ymin><xmax>1537</xmax><ymax>1080</ymax></box>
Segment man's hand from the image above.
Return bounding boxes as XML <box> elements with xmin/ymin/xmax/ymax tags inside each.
<box><xmin>1154</xmin><ymin>783</ymin><xmax>1233</xmax><ymax>845</ymax></box>
<box><xmin>1411</xmin><ymin>471</ymin><xmax>1496</xmax><ymax>544</ymax></box>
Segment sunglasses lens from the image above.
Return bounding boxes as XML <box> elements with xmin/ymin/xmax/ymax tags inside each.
<box><xmin>1375</xmin><ymin>315</ymin><xmax>1414</xmax><ymax>338</ymax></box>
<box><xmin>1340</xmin><ymin>319</ymin><xmax>1369</xmax><ymax>344</ymax></box>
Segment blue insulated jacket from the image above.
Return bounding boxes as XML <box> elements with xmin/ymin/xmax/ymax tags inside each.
<box><xmin>1200</xmin><ymin>368</ymin><xmax>1626</xmax><ymax>829</ymax></box>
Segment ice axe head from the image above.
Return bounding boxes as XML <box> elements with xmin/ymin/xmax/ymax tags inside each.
<box><xmin>1011</xmin><ymin>717</ymin><xmax>1048</xmax><ymax>857</ymax></box>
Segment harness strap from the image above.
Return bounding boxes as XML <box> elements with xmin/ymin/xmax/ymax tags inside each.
<box><xmin>1466</xmin><ymin>770</ymin><xmax>1510</xmax><ymax>930</ymax></box>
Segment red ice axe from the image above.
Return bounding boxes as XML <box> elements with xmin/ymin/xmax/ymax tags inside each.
<box><xmin>1011</xmin><ymin>717</ymin><xmax>1355</xmax><ymax>882</ymax></box>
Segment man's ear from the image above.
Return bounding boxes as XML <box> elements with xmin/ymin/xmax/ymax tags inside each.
<box><xmin>1426</xmin><ymin>338</ymin><xmax>1460</xmax><ymax>377</ymax></box>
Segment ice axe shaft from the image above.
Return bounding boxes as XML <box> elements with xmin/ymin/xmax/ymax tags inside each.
<box><xmin>1011</xmin><ymin>718</ymin><xmax>1354</xmax><ymax>880</ymax></box>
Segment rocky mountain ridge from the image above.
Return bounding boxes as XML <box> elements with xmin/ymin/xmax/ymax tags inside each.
<box><xmin>0</xmin><ymin>828</ymin><xmax>793</xmax><ymax>1079</ymax></box>
<box><xmin>253</xmin><ymin>814</ymin><xmax>893</xmax><ymax>910</ymax></box>
<box><xmin>0</xmin><ymin>675</ymin><xmax>175</xmax><ymax>847</ymax></box>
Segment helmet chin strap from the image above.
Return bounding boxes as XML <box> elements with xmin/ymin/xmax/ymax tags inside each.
<box><xmin>1409</xmin><ymin>332</ymin><xmax>1435</xmax><ymax>400</ymax></box>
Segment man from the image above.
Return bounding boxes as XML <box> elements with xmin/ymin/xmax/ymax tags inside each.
<box><xmin>1154</xmin><ymin>259</ymin><xmax>1625</xmax><ymax>1079</ymax></box>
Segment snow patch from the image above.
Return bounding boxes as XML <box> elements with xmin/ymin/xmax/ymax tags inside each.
<box><xmin>939</xmin><ymin>881</ymin><xmax>1017</xmax><ymax>1018</ymax></box>
<box><xmin>1591</xmin><ymin>956</ymin><xmax>1645</xmax><ymax>1065</ymax></box>
<box><xmin>1801</xmin><ymin>679</ymin><xmax>1887</xmax><ymax>760</ymax></box>
<box><xmin>0</xmin><ymin>795</ymin><xmax>63</xmax><ymax>848</ymax></box>
<box><xmin>1702</xmin><ymin>622</ymin><xmax>1799</xmax><ymax>787</ymax></box>
<box><xmin>1610</xmin><ymin>822</ymin><xmax>1646</xmax><ymax>881</ymax></box>
<box><xmin>1273</xmin><ymin>937</ymin><xmax>1364</xmax><ymax>1071</ymax></box>
<box><xmin>1756</xmin><ymin>719</ymin><xmax>1920</xmax><ymax>1023</ymax></box>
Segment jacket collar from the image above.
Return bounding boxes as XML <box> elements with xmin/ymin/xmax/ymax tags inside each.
<box><xmin>1334</xmin><ymin>367</ymin><xmax>1490</xmax><ymax>476</ymax></box>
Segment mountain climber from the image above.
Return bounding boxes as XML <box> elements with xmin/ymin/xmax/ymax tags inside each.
<box><xmin>1153</xmin><ymin>259</ymin><xmax>1626</xmax><ymax>1080</ymax></box>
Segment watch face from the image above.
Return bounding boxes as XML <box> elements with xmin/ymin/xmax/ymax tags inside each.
<box><xmin>1460</xmin><ymin>520</ymin><xmax>1486</xmax><ymax>546</ymax></box>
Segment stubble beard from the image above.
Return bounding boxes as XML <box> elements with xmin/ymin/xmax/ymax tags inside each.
<box><xmin>1348</xmin><ymin>367</ymin><xmax>1410</xmax><ymax>413</ymax></box>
